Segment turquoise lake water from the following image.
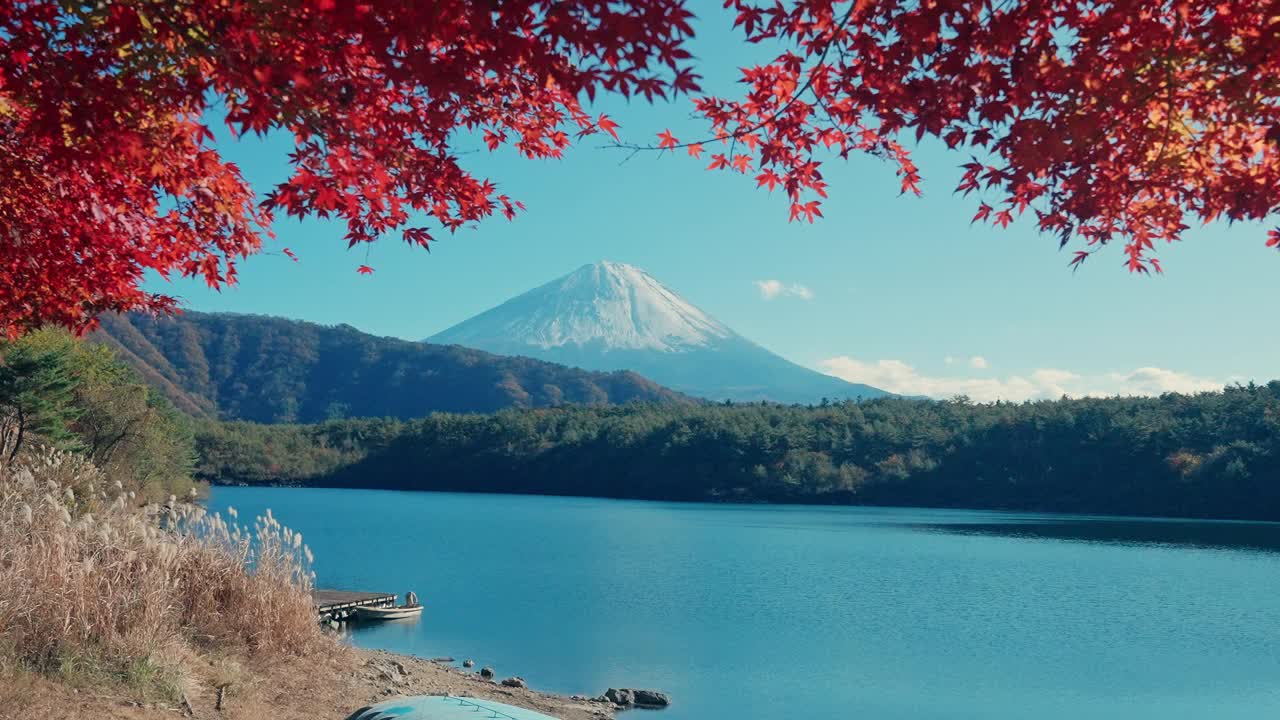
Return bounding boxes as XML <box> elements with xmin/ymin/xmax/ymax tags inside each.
<box><xmin>209</xmin><ymin>487</ymin><xmax>1280</xmax><ymax>720</ymax></box>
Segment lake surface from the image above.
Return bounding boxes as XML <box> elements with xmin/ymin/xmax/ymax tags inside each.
<box><xmin>209</xmin><ymin>487</ymin><xmax>1280</xmax><ymax>720</ymax></box>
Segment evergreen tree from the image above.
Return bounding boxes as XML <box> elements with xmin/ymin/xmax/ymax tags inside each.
<box><xmin>0</xmin><ymin>340</ymin><xmax>81</xmax><ymax>462</ymax></box>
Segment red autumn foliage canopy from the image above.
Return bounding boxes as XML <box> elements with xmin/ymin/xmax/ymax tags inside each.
<box><xmin>0</xmin><ymin>0</ymin><xmax>697</xmax><ymax>335</ymax></box>
<box><xmin>676</xmin><ymin>0</ymin><xmax>1280</xmax><ymax>277</ymax></box>
<box><xmin>2</xmin><ymin>0</ymin><xmax>1278</xmax><ymax>335</ymax></box>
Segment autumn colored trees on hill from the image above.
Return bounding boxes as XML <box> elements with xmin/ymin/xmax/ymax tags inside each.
<box><xmin>3</xmin><ymin>1</ymin><xmax>1278</xmax><ymax>335</ymax></box>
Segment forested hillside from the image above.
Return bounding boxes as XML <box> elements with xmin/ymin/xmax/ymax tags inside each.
<box><xmin>93</xmin><ymin>312</ymin><xmax>688</xmax><ymax>422</ymax></box>
<box><xmin>196</xmin><ymin>383</ymin><xmax>1280</xmax><ymax>521</ymax></box>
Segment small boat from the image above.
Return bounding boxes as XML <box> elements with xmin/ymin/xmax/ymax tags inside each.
<box><xmin>355</xmin><ymin>604</ymin><xmax>423</xmax><ymax>621</ymax></box>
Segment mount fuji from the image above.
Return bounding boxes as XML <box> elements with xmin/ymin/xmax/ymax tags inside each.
<box><xmin>428</xmin><ymin>261</ymin><xmax>889</xmax><ymax>404</ymax></box>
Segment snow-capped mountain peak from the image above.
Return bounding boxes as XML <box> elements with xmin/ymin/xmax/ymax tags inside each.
<box><xmin>429</xmin><ymin>261</ymin><xmax>890</xmax><ymax>403</ymax></box>
<box><xmin>436</xmin><ymin>261</ymin><xmax>733</xmax><ymax>353</ymax></box>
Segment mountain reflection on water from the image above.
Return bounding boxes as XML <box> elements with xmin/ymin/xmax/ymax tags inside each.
<box><xmin>909</xmin><ymin>513</ymin><xmax>1280</xmax><ymax>553</ymax></box>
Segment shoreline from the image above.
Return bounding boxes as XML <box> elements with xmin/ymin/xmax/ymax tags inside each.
<box><xmin>351</xmin><ymin>648</ymin><xmax>616</xmax><ymax>720</ymax></box>
<box><xmin>5</xmin><ymin>643</ymin><xmax>617</xmax><ymax>720</ymax></box>
<box><xmin>210</xmin><ymin>481</ymin><xmax>1280</xmax><ymax>527</ymax></box>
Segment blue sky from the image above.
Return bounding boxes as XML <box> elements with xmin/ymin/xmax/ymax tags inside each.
<box><xmin>151</xmin><ymin>5</ymin><xmax>1277</xmax><ymax>401</ymax></box>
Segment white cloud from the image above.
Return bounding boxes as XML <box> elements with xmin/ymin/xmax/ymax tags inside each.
<box><xmin>756</xmin><ymin>279</ymin><xmax>784</xmax><ymax>299</ymax></box>
<box><xmin>945</xmin><ymin>355</ymin><xmax>988</xmax><ymax>369</ymax></box>
<box><xmin>755</xmin><ymin>279</ymin><xmax>814</xmax><ymax>301</ymax></box>
<box><xmin>1103</xmin><ymin>367</ymin><xmax>1223</xmax><ymax>396</ymax></box>
<box><xmin>1030</xmin><ymin>369</ymin><xmax>1080</xmax><ymax>385</ymax></box>
<box><xmin>818</xmin><ymin>356</ymin><xmax>1224</xmax><ymax>403</ymax></box>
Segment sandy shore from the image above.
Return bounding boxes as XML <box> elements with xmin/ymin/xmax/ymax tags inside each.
<box><xmin>351</xmin><ymin>649</ymin><xmax>615</xmax><ymax>720</ymax></box>
<box><xmin>2</xmin><ymin>645</ymin><xmax>616</xmax><ymax>720</ymax></box>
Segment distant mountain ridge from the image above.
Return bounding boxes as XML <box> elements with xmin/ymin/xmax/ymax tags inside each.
<box><xmin>429</xmin><ymin>261</ymin><xmax>889</xmax><ymax>403</ymax></box>
<box><xmin>93</xmin><ymin>312</ymin><xmax>688</xmax><ymax>423</ymax></box>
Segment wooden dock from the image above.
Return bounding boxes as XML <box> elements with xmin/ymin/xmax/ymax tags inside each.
<box><xmin>313</xmin><ymin>589</ymin><xmax>396</xmax><ymax>621</ymax></box>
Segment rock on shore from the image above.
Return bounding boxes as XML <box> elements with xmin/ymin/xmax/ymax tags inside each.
<box><xmin>601</xmin><ymin>687</ymin><xmax>671</xmax><ymax>708</ymax></box>
<box><xmin>633</xmin><ymin>689</ymin><xmax>671</xmax><ymax>707</ymax></box>
<box><xmin>603</xmin><ymin>688</ymin><xmax>633</xmax><ymax>706</ymax></box>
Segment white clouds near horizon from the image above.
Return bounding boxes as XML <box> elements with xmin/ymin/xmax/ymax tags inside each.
<box><xmin>818</xmin><ymin>356</ymin><xmax>1226</xmax><ymax>402</ymax></box>
<box><xmin>944</xmin><ymin>355</ymin><xmax>989</xmax><ymax>369</ymax></box>
<box><xmin>755</xmin><ymin>279</ymin><xmax>814</xmax><ymax>301</ymax></box>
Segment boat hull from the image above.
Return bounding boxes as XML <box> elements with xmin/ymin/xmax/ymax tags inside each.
<box><xmin>356</xmin><ymin>605</ymin><xmax>423</xmax><ymax>621</ymax></box>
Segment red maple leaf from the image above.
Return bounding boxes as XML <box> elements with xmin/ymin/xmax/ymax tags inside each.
<box><xmin>356</xmin><ymin>265</ymin><xmax>375</xmax><ymax>275</ymax></box>
<box><xmin>789</xmin><ymin>201</ymin><xmax>823</xmax><ymax>223</ymax></box>
<box><xmin>657</xmin><ymin>130</ymin><xmax>679</xmax><ymax>150</ymax></box>
<box><xmin>597</xmin><ymin>115</ymin><xmax>620</xmax><ymax>141</ymax></box>
<box><xmin>756</xmin><ymin>170</ymin><xmax>782</xmax><ymax>191</ymax></box>
<box><xmin>282</xmin><ymin>247</ymin><xmax>298</xmax><ymax>262</ymax></box>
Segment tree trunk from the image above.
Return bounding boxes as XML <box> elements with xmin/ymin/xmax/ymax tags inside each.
<box><xmin>7</xmin><ymin>408</ymin><xmax>25</xmax><ymax>465</ymax></box>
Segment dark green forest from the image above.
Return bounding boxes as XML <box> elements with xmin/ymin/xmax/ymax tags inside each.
<box><xmin>93</xmin><ymin>312</ymin><xmax>687</xmax><ymax>421</ymax></box>
<box><xmin>3</xmin><ymin>317</ymin><xmax>1272</xmax><ymax>522</ymax></box>
<box><xmin>196</xmin><ymin>384</ymin><xmax>1280</xmax><ymax>521</ymax></box>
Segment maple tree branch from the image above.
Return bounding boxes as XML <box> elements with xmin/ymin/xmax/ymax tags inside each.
<box><xmin>604</xmin><ymin>0</ymin><xmax>859</xmax><ymax>154</ymax></box>
<box><xmin>1145</xmin><ymin>67</ymin><xmax>1180</xmax><ymax>181</ymax></box>
<box><xmin>614</xmin><ymin>147</ymin><xmax>642</xmax><ymax>166</ymax></box>
<box><xmin>1144</xmin><ymin>14</ymin><xmax>1188</xmax><ymax>184</ymax></box>
<box><xmin>983</xmin><ymin>0</ymin><xmax>1020</xmax><ymax>25</ymax></box>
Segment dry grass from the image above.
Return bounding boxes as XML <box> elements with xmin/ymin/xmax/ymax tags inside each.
<box><xmin>0</xmin><ymin>449</ymin><xmax>323</xmax><ymax>700</ymax></box>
